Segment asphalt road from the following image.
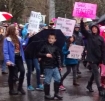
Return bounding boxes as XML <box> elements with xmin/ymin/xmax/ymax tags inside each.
<box><xmin>0</xmin><ymin>63</ymin><xmax>105</xmax><ymax>101</ymax></box>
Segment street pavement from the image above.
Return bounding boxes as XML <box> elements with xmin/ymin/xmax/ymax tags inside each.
<box><xmin>0</xmin><ymin>63</ymin><xmax>105</xmax><ymax>101</ymax></box>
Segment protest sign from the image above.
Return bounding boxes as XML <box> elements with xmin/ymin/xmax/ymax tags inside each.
<box><xmin>55</xmin><ymin>17</ymin><xmax>76</xmax><ymax>36</ymax></box>
<box><xmin>67</xmin><ymin>45</ymin><xmax>84</xmax><ymax>59</ymax></box>
<box><xmin>73</xmin><ymin>2</ymin><xmax>97</xmax><ymax>19</ymax></box>
<box><xmin>28</xmin><ymin>11</ymin><xmax>41</xmax><ymax>33</ymax></box>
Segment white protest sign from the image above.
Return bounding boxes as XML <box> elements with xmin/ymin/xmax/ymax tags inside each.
<box><xmin>55</xmin><ymin>17</ymin><xmax>76</xmax><ymax>36</ymax></box>
<box><xmin>67</xmin><ymin>45</ymin><xmax>84</xmax><ymax>59</ymax></box>
<box><xmin>28</xmin><ymin>11</ymin><xmax>41</xmax><ymax>33</ymax></box>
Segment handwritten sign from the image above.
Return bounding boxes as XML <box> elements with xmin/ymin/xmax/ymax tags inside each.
<box><xmin>55</xmin><ymin>17</ymin><xmax>76</xmax><ymax>36</ymax></box>
<box><xmin>73</xmin><ymin>2</ymin><xmax>97</xmax><ymax>19</ymax></box>
<box><xmin>67</xmin><ymin>45</ymin><xmax>84</xmax><ymax>59</ymax></box>
<box><xmin>28</xmin><ymin>11</ymin><xmax>41</xmax><ymax>33</ymax></box>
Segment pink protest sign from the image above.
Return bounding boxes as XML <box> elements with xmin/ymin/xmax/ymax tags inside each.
<box><xmin>73</xmin><ymin>2</ymin><xmax>97</xmax><ymax>19</ymax></box>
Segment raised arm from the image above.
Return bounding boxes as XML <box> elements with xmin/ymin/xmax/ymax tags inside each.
<box><xmin>21</xmin><ymin>38</ymin><xmax>29</xmax><ymax>46</ymax></box>
<box><xmin>80</xmin><ymin>19</ymin><xmax>90</xmax><ymax>38</ymax></box>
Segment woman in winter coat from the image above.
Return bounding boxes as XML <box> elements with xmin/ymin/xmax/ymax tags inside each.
<box><xmin>3</xmin><ymin>25</ymin><xmax>31</xmax><ymax>95</ymax></box>
<box><xmin>59</xmin><ymin>36</ymin><xmax>79</xmax><ymax>91</ymax></box>
<box><xmin>80</xmin><ymin>19</ymin><xmax>105</xmax><ymax>96</ymax></box>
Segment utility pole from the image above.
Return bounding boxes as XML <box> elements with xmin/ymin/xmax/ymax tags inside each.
<box><xmin>48</xmin><ymin>0</ymin><xmax>55</xmax><ymax>22</ymax></box>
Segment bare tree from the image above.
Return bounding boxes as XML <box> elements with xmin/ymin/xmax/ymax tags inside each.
<box><xmin>0</xmin><ymin>0</ymin><xmax>26</xmax><ymax>22</ymax></box>
<box><xmin>55</xmin><ymin>0</ymin><xmax>105</xmax><ymax>19</ymax></box>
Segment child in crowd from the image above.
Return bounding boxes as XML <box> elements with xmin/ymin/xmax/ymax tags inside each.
<box><xmin>38</xmin><ymin>33</ymin><xmax>63</xmax><ymax>100</ymax></box>
<box><xmin>59</xmin><ymin>36</ymin><xmax>79</xmax><ymax>91</ymax></box>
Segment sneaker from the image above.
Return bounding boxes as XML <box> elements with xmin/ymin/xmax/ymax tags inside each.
<box><xmin>36</xmin><ymin>84</ymin><xmax>44</xmax><ymax>91</ymax></box>
<box><xmin>40</xmin><ymin>75</ymin><xmax>45</xmax><ymax>79</ymax></box>
<box><xmin>27</xmin><ymin>85</ymin><xmax>35</xmax><ymax>91</ymax></box>
<box><xmin>59</xmin><ymin>85</ymin><xmax>66</xmax><ymax>91</ymax></box>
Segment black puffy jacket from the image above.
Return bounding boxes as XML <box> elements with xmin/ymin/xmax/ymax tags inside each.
<box><xmin>80</xmin><ymin>20</ymin><xmax>105</xmax><ymax>64</ymax></box>
<box><xmin>38</xmin><ymin>43</ymin><xmax>62</xmax><ymax>68</ymax></box>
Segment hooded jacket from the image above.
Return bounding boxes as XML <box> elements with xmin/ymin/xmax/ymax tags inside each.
<box><xmin>80</xmin><ymin>20</ymin><xmax>105</xmax><ymax>64</ymax></box>
<box><xmin>3</xmin><ymin>37</ymin><xmax>29</xmax><ymax>64</ymax></box>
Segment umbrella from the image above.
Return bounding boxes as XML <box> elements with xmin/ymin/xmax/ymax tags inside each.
<box><xmin>24</xmin><ymin>29</ymin><xmax>66</xmax><ymax>59</ymax></box>
<box><xmin>96</xmin><ymin>14</ymin><xmax>105</xmax><ymax>25</ymax></box>
<box><xmin>93</xmin><ymin>16</ymin><xmax>99</xmax><ymax>21</ymax></box>
<box><xmin>0</xmin><ymin>12</ymin><xmax>13</xmax><ymax>21</ymax></box>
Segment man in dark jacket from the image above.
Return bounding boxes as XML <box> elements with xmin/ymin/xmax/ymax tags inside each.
<box><xmin>38</xmin><ymin>33</ymin><xmax>62</xmax><ymax>100</ymax></box>
<box><xmin>73</xmin><ymin>24</ymin><xmax>83</xmax><ymax>74</ymax></box>
<box><xmin>81</xmin><ymin>19</ymin><xmax>105</xmax><ymax>96</ymax></box>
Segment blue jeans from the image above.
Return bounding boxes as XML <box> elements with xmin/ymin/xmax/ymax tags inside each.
<box><xmin>0</xmin><ymin>60</ymin><xmax>6</xmax><ymax>72</ymax></box>
<box><xmin>26</xmin><ymin>58</ymin><xmax>40</xmax><ymax>86</ymax></box>
<box><xmin>44</xmin><ymin>67</ymin><xmax>61</xmax><ymax>84</ymax></box>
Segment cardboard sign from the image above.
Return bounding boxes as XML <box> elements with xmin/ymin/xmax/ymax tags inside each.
<box><xmin>67</xmin><ymin>45</ymin><xmax>84</xmax><ymax>59</ymax></box>
<box><xmin>55</xmin><ymin>17</ymin><xmax>76</xmax><ymax>36</ymax></box>
<box><xmin>28</xmin><ymin>11</ymin><xmax>41</xmax><ymax>33</ymax></box>
<box><xmin>73</xmin><ymin>2</ymin><xmax>97</xmax><ymax>19</ymax></box>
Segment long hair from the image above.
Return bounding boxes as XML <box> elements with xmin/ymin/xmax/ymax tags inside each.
<box><xmin>6</xmin><ymin>24</ymin><xmax>19</xmax><ymax>44</ymax></box>
<box><xmin>66</xmin><ymin>36</ymin><xmax>75</xmax><ymax>49</ymax></box>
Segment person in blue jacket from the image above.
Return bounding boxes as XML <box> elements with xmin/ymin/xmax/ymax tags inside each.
<box><xmin>59</xmin><ymin>36</ymin><xmax>79</xmax><ymax>91</ymax></box>
<box><xmin>3</xmin><ymin>24</ymin><xmax>31</xmax><ymax>95</ymax></box>
<box><xmin>22</xmin><ymin>23</ymin><xmax>28</xmax><ymax>39</ymax></box>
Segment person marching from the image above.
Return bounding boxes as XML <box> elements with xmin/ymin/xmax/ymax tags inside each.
<box><xmin>73</xmin><ymin>24</ymin><xmax>83</xmax><ymax>75</ymax></box>
<box><xmin>38</xmin><ymin>33</ymin><xmax>63</xmax><ymax>100</ymax></box>
<box><xmin>80</xmin><ymin>19</ymin><xmax>105</xmax><ymax>96</ymax></box>
<box><xmin>59</xmin><ymin>36</ymin><xmax>79</xmax><ymax>91</ymax></box>
<box><xmin>3</xmin><ymin>25</ymin><xmax>31</xmax><ymax>95</ymax></box>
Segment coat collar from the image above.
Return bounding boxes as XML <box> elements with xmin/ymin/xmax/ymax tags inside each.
<box><xmin>6</xmin><ymin>37</ymin><xmax>12</xmax><ymax>41</ymax></box>
<box><xmin>6</xmin><ymin>36</ymin><xmax>21</xmax><ymax>42</ymax></box>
